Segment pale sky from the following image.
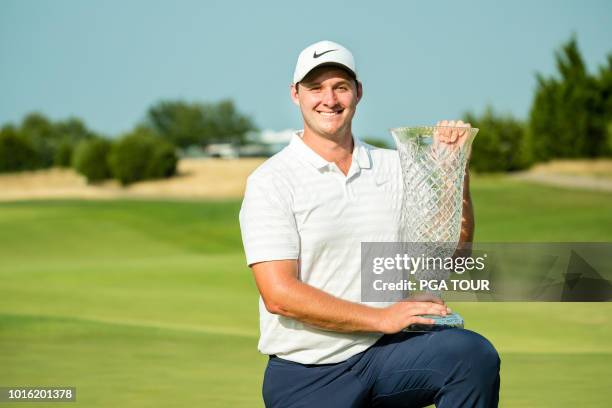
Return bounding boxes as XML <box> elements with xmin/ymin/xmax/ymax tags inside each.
<box><xmin>1</xmin><ymin>0</ymin><xmax>611</xmax><ymax>142</ymax></box>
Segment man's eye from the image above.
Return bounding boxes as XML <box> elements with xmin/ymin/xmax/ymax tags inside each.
<box><xmin>337</xmin><ymin>86</ymin><xmax>348</xmax><ymax>91</ymax></box>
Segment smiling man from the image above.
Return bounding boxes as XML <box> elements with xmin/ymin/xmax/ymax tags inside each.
<box><xmin>239</xmin><ymin>40</ymin><xmax>500</xmax><ymax>407</ymax></box>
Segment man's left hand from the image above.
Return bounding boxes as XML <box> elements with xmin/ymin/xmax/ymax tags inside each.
<box><xmin>434</xmin><ymin>120</ymin><xmax>472</xmax><ymax>148</ymax></box>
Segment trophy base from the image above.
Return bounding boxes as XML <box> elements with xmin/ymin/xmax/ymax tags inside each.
<box><xmin>403</xmin><ymin>312</ymin><xmax>464</xmax><ymax>332</ymax></box>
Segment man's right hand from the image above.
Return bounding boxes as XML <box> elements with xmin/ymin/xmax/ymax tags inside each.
<box><xmin>252</xmin><ymin>259</ymin><xmax>452</xmax><ymax>334</ymax></box>
<box><xmin>377</xmin><ymin>296</ymin><xmax>451</xmax><ymax>334</ymax></box>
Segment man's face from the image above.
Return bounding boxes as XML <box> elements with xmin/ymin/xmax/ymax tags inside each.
<box><xmin>291</xmin><ymin>67</ymin><xmax>362</xmax><ymax>139</ymax></box>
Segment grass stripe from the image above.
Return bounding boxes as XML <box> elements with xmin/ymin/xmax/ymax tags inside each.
<box><xmin>0</xmin><ymin>313</ymin><xmax>258</xmax><ymax>339</ymax></box>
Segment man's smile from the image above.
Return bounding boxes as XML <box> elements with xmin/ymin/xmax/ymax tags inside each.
<box><xmin>317</xmin><ymin>109</ymin><xmax>344</xmax><ymax>117</ymax></box>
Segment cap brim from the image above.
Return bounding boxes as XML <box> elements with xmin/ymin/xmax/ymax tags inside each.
<box><xmin>296</xmin><ymin>62</ymin><xmax>357</xmax><ymax>84</ymax></box>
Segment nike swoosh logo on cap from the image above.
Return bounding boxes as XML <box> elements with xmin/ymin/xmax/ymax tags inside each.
<box><xmin>313</xmin><ymin>49</ymin><xmax>338</xmax><ymax>58</ymax></box>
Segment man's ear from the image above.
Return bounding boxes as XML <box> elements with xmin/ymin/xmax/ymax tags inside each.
<box><xmin>290</xmin><ymin>84</ymin><xmax>300</xmax><ymax>106</ymax></box>
<box><xmin>356</xmin><ymin>81</ymin><xmax>363</xmax><ymax>103</ymax></box>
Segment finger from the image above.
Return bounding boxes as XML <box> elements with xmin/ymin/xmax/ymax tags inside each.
<box><xmin>454</xmin><ymin>120</ymin><xmax>467</xmax><ymax>142</ymax></box>
<box><xmin>456</xmin><ymin>120</ymin><xmax>472</xmax><ymax>131</ymax></box>
<box><xmin>456</xmin><ymin>128</ymin><xmax>466</xmax><ymax>142</ymax></box>
<box><xmin>438</xmin><ymin>120</ymin><xmax>450</xmax><ymax>142</ymax></box>
<box><xmin>453</xmin><ymin>120</ymin><xmax>466</xmax><ymax>142</ymax></box>
<box><xmin>433</xmin><ymin>127</ymin><xmax>447</xmax><ymax>144</ymax></box>
<box><xmin>437</xmin><ymin>304</ymin><xmax>453</xmax><ymax>314</ymax></box>
<box><xmin>428</xmin><ymin>304</ymin><xmax>449</xmax><ymax>316</ymax></box>
<box><xmin>445</xmin><ymin>123</ymin><xmax>453</xmax><ymax>141</ymax></box>
<box><xmin>408</xmin><ymin>302</ymin><xmax>448</xmax><ymax>316</ymax></box>
<box><xmin>410</xmin><ymin>316</ymin><xmax>436</xmax><ymax>326</ymax></box>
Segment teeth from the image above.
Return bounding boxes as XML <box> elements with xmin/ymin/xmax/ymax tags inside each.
<box><xmin>319</xmin><ymin>111</ymin><xmax>339</xmax><ymax>116</ymax></box>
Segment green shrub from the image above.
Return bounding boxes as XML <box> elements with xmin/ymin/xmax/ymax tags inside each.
<box><xmin>109</xmin><ymin>129</ymin><xmax>177</xmax><ymax>186</ymax></box>
<box><xmin>0</xmin><ymin>126</ymin><xmax>39</xmax><ymax>172</ymax></box>
<box><xmin>147</xmin><ymin>141</ymin><xmax>178</xmax><ymax>179</ymax></box>
<box><xmin>72</xmin><ymin>138</ymin><xmax>112</xmax><ymax>183</ymax></box>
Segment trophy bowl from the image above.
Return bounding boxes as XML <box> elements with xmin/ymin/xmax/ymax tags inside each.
<box><xmin>390</xmin><ymin>126</ymin><xmax>478</xmax><ymax>244</ymax></box>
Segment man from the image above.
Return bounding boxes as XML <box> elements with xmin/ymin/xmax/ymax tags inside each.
<box><xmin>239</xmin><ymin>40</ymin><xmax>500</xmax><ymax>407</ymax></box>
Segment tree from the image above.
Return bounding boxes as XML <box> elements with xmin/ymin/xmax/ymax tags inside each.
<box><xmin>464</xmin><ymin>106</ymin><xmax>531</xmax><ymax>172</ymax></box>
<box><xmin>146</xmin><ymin>101</ymin><xmax>206</xmax><ymax>147</ymax></box>
<box><xmin>54</xmin><ymin>141</ymin><xmax>74</xmax><ymax>167</ymax></box>
<box><xmin>53</xmin><ymin>118</ymin><xmax>95</xmax><ymax>167</ymax></box>
<box><xmin>19</xmin><ymin>112</ymin><xmax>59</xmax><ymax>168</ymax></box>
<box><xmin>207</xmin><ymin>100</ymin><xmax>257</xmax><ymax>145</ymax></box>
<box><xmin>0</xmin><ymin>125</ymin><xmax>39</xmax><ymax>172</ymax></box>
<box><xmin>15</xmin><ymin>114</ymin><xmax>96</xmax><ymax>168</ymax></box>
<box><xmin>144</xmin><ymin>99</ymin><xmax>257</xmax><ymax>148</ymax></box>
<box><xmin>596</xmin><ymin>54</ymin><xmax>612</xmax><ymax>155</ymax></box>
<box><xmin>529</xmin><ymin>37</ymin><xmax>608</xmax><ymax>160</ymax></box>
<box><xmin>54</xmin><ymin>117</ymin><xmax>94</xmax><ymax>143</ymax></box>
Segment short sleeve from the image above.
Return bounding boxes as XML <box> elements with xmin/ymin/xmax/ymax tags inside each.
<box><xmin>239</xmin><ymin>174</ymin><xmax>300</xmax><ymax>266</ymax></box>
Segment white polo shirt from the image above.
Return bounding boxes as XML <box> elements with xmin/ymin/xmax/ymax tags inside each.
<box><xmin>239</xmin><ymin>131</ymin><xmax>403</xmax><ymax>364</ymax></box>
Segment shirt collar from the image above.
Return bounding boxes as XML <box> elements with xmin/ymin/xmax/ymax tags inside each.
<box><xmin>289</xmin><ymin>130</ymin><xmax>372</xmax><ymax>171</ymax></box>
<box><xmin>354</xmin><ymin>137</ymin><xmax>373</xmax><ymax>169</ymax></box>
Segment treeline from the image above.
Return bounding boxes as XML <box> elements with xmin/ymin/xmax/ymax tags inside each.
<box><xmin>466</xmin><ymin>37</ymin><xmax>612</xmax><ymax>172</ymax></box>
<box><xmin>0</xmin><ymin>99</ymin><xmax>256</xmax><ymax>184</ymax></box>
<box><xmin>2</xmin><ymin>37</ymin><xmax>609</xmax><ymax>178</ymax></box>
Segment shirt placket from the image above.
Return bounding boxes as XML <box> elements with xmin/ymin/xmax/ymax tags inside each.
<box><xmin>328</xmin><ymin>163</ymin><xmax>357</xmax><ymax>200</ymax></box>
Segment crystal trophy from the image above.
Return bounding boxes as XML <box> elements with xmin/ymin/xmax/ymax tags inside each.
<box><xmin>390</xmin><ymin>126</ymin><xmax>478</xmax><ymax>330</ymax></box>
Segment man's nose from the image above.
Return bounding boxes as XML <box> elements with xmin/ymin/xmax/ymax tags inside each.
<box><xmin>321</xmin><ymin>88</ymin><xmax>338</xmax><ymax>106</ymax></box>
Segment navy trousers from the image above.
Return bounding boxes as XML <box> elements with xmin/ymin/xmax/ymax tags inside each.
<box><xmin>263</xmin><ymin>329</ymin><xmax>500</xmax><ymax>407</ymax></box>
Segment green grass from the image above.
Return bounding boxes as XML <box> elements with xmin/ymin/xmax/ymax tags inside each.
<box><xmin>473</xmin><ymin>175</ymin><xmax>612</xmax><ymax>241</ymax></box>
<box><xmin>1</xmin><ymin>177</ymin><xmax>612</xmax><ymax>407</ymax></box>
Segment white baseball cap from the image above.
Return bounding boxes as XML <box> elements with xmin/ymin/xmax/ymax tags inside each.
<box><xmin>293</xmin><ymin>40</ymin><xmax>357</xmax><ymax>84</ymax></box>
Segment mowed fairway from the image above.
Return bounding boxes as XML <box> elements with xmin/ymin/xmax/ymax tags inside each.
<box><xmin>1</xmin><ymin>177</ymin><xmax>612</xmax><ymax>407</ymax></box>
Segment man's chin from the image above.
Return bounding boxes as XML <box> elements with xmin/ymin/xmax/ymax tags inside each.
<box><xmin>315</xmin><ymin>123</ymin><xmax>349</xmax><ymax>137</ymax></box>
<box><xmin>318</xmin><ymin>129</ymin><xmax>348</xmax><ymax>140</ymax></box>
<box><xmin>303</xmin><ymin>118</ymin><xmax>351</xmax><ymax>140</ymax></box>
